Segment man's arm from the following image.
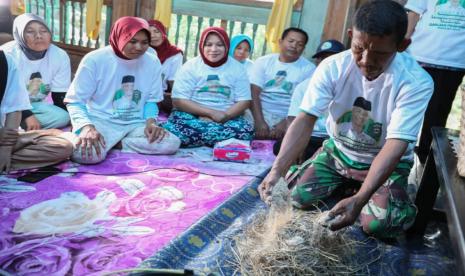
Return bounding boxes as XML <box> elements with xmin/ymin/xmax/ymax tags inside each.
<box><xmin>250</xmin><ymin>84</ymin><xmax>265</xmax><ymax>122</ymax></box>
<box><xmin>405</xmin><ymin>10</ymin><xmax>420</xmax><ymax>39</ymax></box>
<box><xmin>258</xmin><ymin>112</ymin><xmax>316</xmax><ymax>200</ymax></box>
<box><xmin>250</xmin><ymin>84</ymin><xmax>271</xmax><ymax>138</ymax></box>
<box><xmin>329</xmin><ymin>138</ymin><xmax>408</xmax><ymax>230</ymax></box>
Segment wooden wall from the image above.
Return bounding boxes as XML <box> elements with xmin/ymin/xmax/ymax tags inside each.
<box><xmin>320</xmin><ymin>0</ymin><xmax>407</xmax><ymax>47</ymax></box>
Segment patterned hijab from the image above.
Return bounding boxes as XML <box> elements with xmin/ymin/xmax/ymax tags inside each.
<box><xmin>109</xmin><ymin>16</ymin><xmax>150</xmax><ymax>60</ymax></box>
<box><xmin>12</xmin><ymin>13</ymin><xmax>51</xmax><ymax>60</ymax></box>
<box><xmin>147</xmin><ymin>20</ymin><xmax>183</xmax><ymax>64</ymax></box>
<box><xmin>198</xmin><ymin>27</ymin><xmax>230</xmax><ymax>68</ymax></box>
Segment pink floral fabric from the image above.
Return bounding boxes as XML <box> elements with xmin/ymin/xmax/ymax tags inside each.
<box><xmin>0</xmin><ymin>142</ymin><xmax>275</xmax><ymax>275</ymax></box>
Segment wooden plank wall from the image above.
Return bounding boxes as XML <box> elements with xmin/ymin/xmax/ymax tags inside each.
<box><xmin>111</xmin><ymin>0</ymin><xmax>137</xmax><ymax>24</ymax></box>
<box><xmin>321</xmin><ymin>0</ymin><xmax>407</xmax><ymax>48</ymax></box>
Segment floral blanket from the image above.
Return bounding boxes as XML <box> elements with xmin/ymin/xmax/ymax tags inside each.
<box><xmin>0</xmin><ymin>141</ymin><xmax>275</xmax><ymax>276</ymax></box>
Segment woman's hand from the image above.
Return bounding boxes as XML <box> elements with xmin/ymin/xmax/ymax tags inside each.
<box><xmin>25</xmin><ymin>115</ymin><xmax>42</xmax><ymax>131</ymax></box>
<box><xmin>0</xmin><ymin>146</ymin><xmax>14</xmax><ymax>173</ymax></box>
<box><xmin>76</xmin><ymin>125</ymin><xmax>105</xmax><ymax>160</ymax></box>
<box><xmin>0</xmin><ymin>127</ymin><xmax>19</xmax><ymax>146</ymax></box>
<box><xmin>145</xmin><ymin>120</ymin><xmax>167</xmax><ymax>143</ymax></box>
<box><xmin>208</xmin><ymin>110</ymin><xmax>228</xmax><ymax>123</ymax></box>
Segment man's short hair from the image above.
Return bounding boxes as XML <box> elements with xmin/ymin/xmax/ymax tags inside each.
<box><xmin>281</xmin><ymin>27</ymin><xmax>309</xmax><ymax>45</ymax></box>
<box><xmin>353</xmin><ymin>0</ymin><xmax>408</xmax><ymax>44</ymax></box>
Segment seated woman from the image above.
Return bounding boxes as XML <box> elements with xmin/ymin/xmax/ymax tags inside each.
<box><xmin>65</xmin><ymin>16</ymin><xmax>181</xmax><ymax>164</ymax></box>
<box><xmin>0</xmin><ymin>49</ymin><xmax>72</xmax><ymax>173</ymax></box>
<box><xmin>1</xmin><ymin>13</ymin><xmax>70</xmax><ymax>130</ymax></box>
<box><xmin>147</xmin><ymin>20</ymin><xmax>183</xmax><ymax>114</ymax></box>
<box><xmin>163</xmin><ymin>27</ymin><xmax>253</xmax><ymax>147</ymax></box>
<box><xmin>229</xmin><ymin>34</ymin><xmax>254</xmax><ymax>76</ymax></box>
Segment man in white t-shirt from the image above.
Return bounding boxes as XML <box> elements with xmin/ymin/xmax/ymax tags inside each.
<box><xmin>273</xmin><ymin>39</ymin><xmax>345</xmax><ymax>160</ymax></box>
<box><xmin>405</xmin><ymin>0</ymin><xmax>465</xmax><ymax>163</ymax></box>
<box><xmin>259</xmin><ymin>1</ymin><xmax>434</xmax><ymax>238</ymax></box>
<box><xmin>0</xmin><ymin>51</ymin><xmax>72</xmax><ymax>173</ymax></box>
<box><xmin>248</xmin><ymin>27</ymin><xmax>315</xmax><ymax>140</ymax></box>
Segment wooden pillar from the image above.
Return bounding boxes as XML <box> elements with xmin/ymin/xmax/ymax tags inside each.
<box><xmin>321</xmin><ymin>0</ymin><xmax>392</xmax><ymax>47</ymax></box>
<box><xmin>139</xmin><ymin>0</ymin><xmax>156</xmax><ymax>20</ymax></box>
<box><xmin>297</xmin><ymin>0</ymin><xmax>330</xmax><ymax>60</ymax></box>
<box><xmin>111</xmin><ymin>0</ymin><xmax>137</xmax><ymax>24</ymax></box>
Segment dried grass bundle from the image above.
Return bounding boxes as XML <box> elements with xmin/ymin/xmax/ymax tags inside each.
<box><xmin>230</xmin><ymin>179</ymin><xmax>376</xmax><ymax>275</ymax></box>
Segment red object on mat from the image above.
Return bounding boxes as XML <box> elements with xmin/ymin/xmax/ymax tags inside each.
<box><xmin>213</xmin><ymin>138</ymin><xmax>252</xmax><ymax>163</ymax></box>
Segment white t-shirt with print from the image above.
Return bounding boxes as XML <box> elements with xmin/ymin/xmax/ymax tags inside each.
<box><xmin>172</xmin><ymin>56</ymin><xmax>251</xmax><ymax>111</ymax></box>
<box><xmin>243</xmin><ymin>59</ymin><xmax>254</xmax><ymax>78</ymax></box>
<box><xmin>288</xmin><ymin>78</ymin><xmax>327</xmax><ymax>138</ymax></box>
<box><xmin>161</xmin><ymin>53</ymin><xmax>183</xmax><ymax>91</ymax></box>
<box><xmin>1</xmin><ymin>41</ymin><xmax>71</xmax><ymax>102</ymax></box>
<box><xmin>406</xmin><ymin>0</ymin><xmax>465</xmax><ymax>68</ymax></box>
<box><xmin>65</xmin><ymin>46</ymin><xmax>163</xmax><ymax>124</ymax></box>
<box><xmin>1</xmin><ymin>53</ymin><xmax>31</xmax><ymax>127</ymax></box>
<box><xmin>250</xmin><ymin>53</ymin><xmax>315</xmax><ymax>118</ymax></box>
<box><xmin>300</xmin><ymin>50</ymin><xmax>434</xmax><ymax>164</ymax></box>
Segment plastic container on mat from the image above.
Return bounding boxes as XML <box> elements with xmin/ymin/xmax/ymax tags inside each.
<box><xmin>213</xmin><ymin>138</ymin><xmax>252</xmax><ymax>163</ymax></box>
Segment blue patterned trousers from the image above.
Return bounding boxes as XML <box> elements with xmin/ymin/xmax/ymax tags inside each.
<box><xmin>162</xmin><ymin>110</ymin><xmax>254</xmax><ymax>147</ymax></box>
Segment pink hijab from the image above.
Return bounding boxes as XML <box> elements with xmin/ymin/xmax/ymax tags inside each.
<box><xmin>109</xmin><ymin>16</ymin><xmax>150</xmax><ymax>59</ymax></box>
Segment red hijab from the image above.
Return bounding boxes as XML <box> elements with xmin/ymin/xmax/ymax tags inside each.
<box><xmin>147</xmin><ymin>19</ymin><xmax>183</xmax><ymax>64</ymax></box>
<box><xmin>199</xmin><ymin>27</ymin><xmax>230</xmax><ymax>68</ymax></box>
<box><xmin>110</xmin><ymin>16</ymin><xmax>150</xmax><ymax>60</ymax></box>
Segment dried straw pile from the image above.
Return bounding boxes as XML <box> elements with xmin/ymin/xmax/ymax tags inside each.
<box><xmin>230</xmin><ymin>178</ymin><xmax>375</xmax><ymax>275</ymax></box>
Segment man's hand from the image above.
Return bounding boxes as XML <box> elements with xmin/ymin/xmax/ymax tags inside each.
<box><xmin>0</xmin><ymin>146</ymin><xmax>13</xmax><ymax>173</ymax></box>
<box><xmin>270</xmin><ymin>119</ymin><xmax>287</xmax><ymax>139</ymax></box>
<box><xmin>327</xmin><ymin>195</ymin><xmax>366</xmax><ymax>231</ymax></box>
<box><xmin>208</xmin><ymin>110</ymin><xmax>228</xmax><ymax>123</ymax></box>
<box><xmin>145</xmin><ymin>121</ymin><xmax>166</xmax><ymax>143</ymax></box>
<box><xmin>0</xmin><ymin>127</ymin><xmax>19</xmax><ymax>146</ymax></box>
<box><xmin>258</xmin><ymin>169</ymin><xmax>282</xmax><ymax>203</ymax></box>
<box><xmin>25</xmin><ymin>115</ymin><xmax>41</xmax><ymax>131</ymax></box>
<box><xmin>76</xmin><ymin>125</ymin><xmax>105</xmax><ymax>160</ymax></box>
<box><xmin>255</xmin><ymin>120</ymin><xmax>270</xmax><ymax>139</ymax></box>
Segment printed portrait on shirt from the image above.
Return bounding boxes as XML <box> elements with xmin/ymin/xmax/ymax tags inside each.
<box><xmin>264</xmin><ymin>70</ymin><xmax>293</xmax><ymax>94</ymax></box>
<box><xmin>27</xmin><ymin>72</ymin><xmax>50</xmax><ymax>102</ymax></box>
<box><xmin>336</xmin><ymin>97</ymin><xmax>382</xmax><ymax>151</ymax></box>
<box><xmin>112</xmin><ymin>75</ymin><xmax>142</xmax><ymax>120</ymax></box>
<box><xmin>198</xmin><ymin>74</ymin><xmax>231</xmax><ymax>98</ymax></box>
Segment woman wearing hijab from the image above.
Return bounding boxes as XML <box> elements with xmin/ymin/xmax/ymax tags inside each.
<box><xmin>65</xmin><ymin>16</ymin><xmax>181</xmax><ymax>164</ymax></box>
<box><xmin>229</xmin><ymin>34</ymin><xmax>254</xmax><ymax>76</ymax></box>
<box><xmin>0</xmin><ymin>46</ymin><xmax>73</xmax><ymax>173</ymax></box>
<box><xmin>162</xmin><ymin>27</ymin><xmax>253</xmax><ymax>147</ymax></box>
<box><xmin>1</xmin><ymin>13</ymin><xmax>70</xmax><ymax>130</ymax></box>
<box><xmin>147</xmin><ymin>20</ymin><xmax>183</xmax><ymax>113</ymax></box>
